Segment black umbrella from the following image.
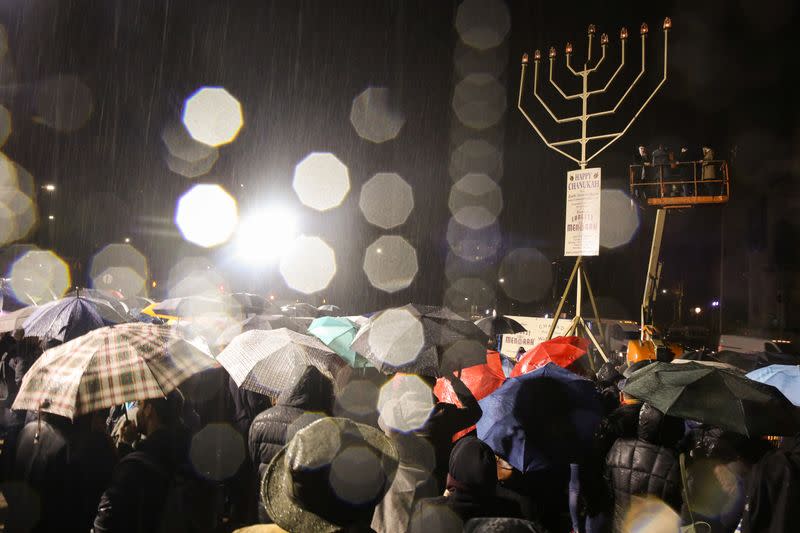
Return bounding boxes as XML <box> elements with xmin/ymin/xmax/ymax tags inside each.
<box><xmin>623</xmin><ymin>361</ymin><xmax>800</xmax><ymax>437</ymax></box>
<box><xmin>350</xmin><ymin>304</ymin><xmax>488</xmax><ymax>376</ymax></box>
<box><xmin>280</xmin><ymin>303</ymin><xmax>319</xmax><ymax>318</ymax></box>
<box><xmin>474</xmin><ymin>315</ymin><xmax>526</xmax><ymax>337</ymax></box>
<box><xmin>712</xmin><ymin>350</ymin><xmax>798</xmax><ymax>372</ymax></box>
<box><xmin>317</xmin><ymin>304</ymin><xmax>343</xmax><ymax>317</ymax></box>
<box><xmin>230</xmin><ymin>292</ymin><xmax>275</xmax><ymax>315</ymax></box>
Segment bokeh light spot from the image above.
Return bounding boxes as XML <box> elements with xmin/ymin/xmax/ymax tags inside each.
<box><xmin>359</xmin><ymin>172</ymin><xmax>414</xmax><ymax>229</ymax></box>
<box><xmin>455</xmin><ymin>0</ymin><xmax>511</xmax><ymax>50</ymax></box>
<box><xmin>334</xmin><ymin>379</ymin><xmax>380</xmax><ymax>419</ymax></box>
<box><xmin>90</xmin><ymin>243</ymin><xmax>149</xmax><ymax>298</ymax></box>
<box><xmin>363</xmin><ymin>236</ymin><xmax>418</xmax><ymax>293</ymax></box>
<box><xmin>455</xmin><ymin>39</ymin><xmax>508</xmax><ymax>79</ymax></box>
<box><xmin>279</xmin><ymin>235</ymin><xmax>337</xmax><ymax>294</ymax></box>
<box><xmin>162</xmin><ymin>120</ymin><xmax>219</xmax><ymax>164</ymax></box>
<box><xmin>446</xmin><ymin>219</ymin><xmax>501</xmax><ymax>262</ymax></box>
<box><xmin>600</xmin><ymin>189</ymin><xmax>640</xmax><ymax>249</ymax></box>
<box><xmin>293</xmin><ymin>152</ymin><xmax>350</xmax><ymax>211</ymax></box>
<box><xmin>9</xmin><ymin>250</ymin><xmax>71</xmax><ymax>305</ymax></box>
<box><xmin>452</xmin><ymin>74</ymin><xmax>506</xmax><ymax>130</ymax></box>
<box><xmin>449</xmin><ymin>139</ymin><xmax>503</xmax><ymax>181</ymax></box>
<box><xmin>445</xmin><ymin>277</ymin><xmax>495</xmax><ymax>311</ymax></box>
<box><xmin>175</xmin><ymin>184</ymin><xmax>238</xmax><ymax>248</ymax></box>
<box><xmin>182</xmin><ymin>87</ymin><xmax>243</xmax><ymax>147</ymax></box>
<box><xmin>350</xmin><ymin>87</ymin><xmax>405</xmax><ymax>143</ymax></box>
<box><xmin>32</xmin><ymin>75</ymin><xmax>93</xmax><ymax>132</ymax></box>
<box><xmin>167</xmin><ymin>256</ymin><xmax>227</xmax><ymax>298</ymax></box>
<box><xmin>499</xmin><ymin>248</ymin><xmax>552</xmax><ymax>303</ymax></box>
<box><xmin>622</xmin><ymin>496</ymin><xmax>680</xmax><ymax>533</ymax></box>
<box><xmin>166</xmin><ymin>150</ymin><xmax>219</xmax><ymax>179</ymax></box>
<box><xmin>235</xmin><ymin>207</ymin><xmax>298</xmax><ymax>266</ymax></box>
<box><xmin>448</xmin><ymin>173</ymin><xmax>503</xmax><ymax>229</ymax></box>
<box><xmin>367</xmin><ymin>309</ymin><xmax>425</xmax><ymax>369</ymax></box>
<box><xmin>377</xmin><ymin>374</ymin><xmax>434</xmax><ymax>433</ymax></box>
<box><xmin>189</xmin><ymin>423</ymin><xmax>246</xmax><ymax>481</ymax></box>
<box><xmin>329</xmin><ymin>445</ymin><xmax>385</xmax><ymax>504</ymax></box>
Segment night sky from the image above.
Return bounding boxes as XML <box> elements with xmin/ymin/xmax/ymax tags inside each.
<box><xmin>1</xmin><ymin>0</ymin><xmax>799</xmax><ymax>333</ymax></box>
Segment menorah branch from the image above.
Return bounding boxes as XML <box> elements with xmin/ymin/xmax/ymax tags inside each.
<box><xmin>549</xmin><ymin>58</ymin><xmax>581</xmax><ymax>101</ymax></box>
<box><xmin>518</xmin><ymin>62</ymin><xmax>582</xmax><ymax>165</ymax></box>
<box><xmin>589</xmin><ymin>39</ymin><xmax>625</xmax><ymax>95</ymax></box>
<box><xmin>535</xmin><ymin>60</ymin><xmax>582</xmax><ymax>124</ymax></box>
<box><xmin>586</xmin><ymin>44</ymin><xmax>606</xmax><ymax>74</ymax></box>
<box><xmin>588</xmin><ymin>34</ymin><xmax>646</xmax><ymax>119</ymax></box>
<box><xmin>586</xmin><ymin>29</ymin><xmax>669</xmax><ymax>163</ymax></box>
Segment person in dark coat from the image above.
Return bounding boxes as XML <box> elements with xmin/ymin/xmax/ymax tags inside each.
<box><xmin>3</xmin><ymin>412</ymin><xmax>77</xmax><ymax>532</ymax></box>
<box><xmin>412</xmin><ymin>437</ymin><xmax>524</xmax><ymax>531</ymax></box>
<box><xmin>247</xmin><ymin>365</ymin><xmax>334</xmax><ymax>523</ymax></box>
<box><xmin>740</xmin><ymin>436</ymin><xmax>800</xmax><ymax>533</ymax></box>
<box><xmin>604</xmin><ymin>402</ymin><xmax>684</xmax><ymax>530</ymax></box>
<box><xmin>228</xmin><ymin>376</ymin><xmax>271</xmax><ymax>436</ymax></box>
<box><xmin>93</xmin><ymin>390</ymin><xmax>213</xmax><ymax>533</ymax></box>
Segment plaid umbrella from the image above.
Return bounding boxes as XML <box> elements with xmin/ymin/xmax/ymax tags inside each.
<box><xmin>215</xmin><ymin>314</ymin><xmax>303</xmax><ymax>347</ymax></box>
<box><xmin>623</xmin><ymin>361</ymin><xmax>800</xmax><ymax>436</ymax></box>
<box><xmin>217</xmin><ymin>328</ymin><xmax>345</xmax><ymax>396</ymax></box>
<box><xmin>350</xmin><ymin>304</ymin><xmax>488</xmax><ymax>376</ymax></box>
<box><xmin>308</xmin><ymin>316</ymin><xmax>369</xmax><ymax>368</ymax></box>
<box><xmin>12</xmin><ymin>323</ymin><xmax>218</xmax><ymax>419</ymax></box>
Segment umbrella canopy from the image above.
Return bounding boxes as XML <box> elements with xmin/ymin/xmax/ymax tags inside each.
<box><xmin>12</xmin><ymin>323</ymin><xmax>218</xmax><ymax>419</ymax></box>
<box><xmin>317</xmin><ymin>304</ymin><xmax>344</xmax><ymax>317</ymax></box>
<box><xmin>22</xmin><ymin>296</ymin><xmax>110</xmax><ymax>342</ymax></box>
<box><xmin>215</xmin><ymin>314</ymin><xmax>303</xmax><ymax>347</ymax></box>
<box><xmin>474</xmin><ymin>315</ymin><xmax>526</xmax><ymax>337</ymax></box>
<box><xmin>672</xmin><ymin>357</ymin><xmax>744</xmax><ymax>374</ymax></box>
<box><xmin>0</xmin><ymin>306</ymin><xmax>37</xmax><ymax>334</ymax></box>
<box><xmin>307</xmin><ymin>316</ymin><xmax>369</xmax><ymax>368</ymax></box>
<box><xmin>477</xmin><ymin>363</ymin><xmax>604</xmax><ymax>473</ymax></box>
<box><xmin>350</xmin><ymin>304</ymin><xmax>488</xmax><ymax>376</ymax></box>
<box><xmin>623</xmin><ymin>361</ymin><xmax>800</xmax><ymax>436</ymax></box>
<box><xmin>217</xmin><ymin>328</ymin><xmax>346</xmax><ymax>397</ymax></box>
<box><xmin>746</xmin><ymin>365</ymin><xmax>800</xmax><ymax>406</ymax></box>
<box><xmin>511</xmin><ymin>336</ymin><xmax>588</xmax><ymax>378</ymax></box>
<box><xmin>230</xmin><ymin>292</ymin><xmax>274</xmax><ymax>315</ymax></box>
<box><xmin>709</xmin><ymin>350</ymin><xmax>798</xmax><ymax>372</ymax></box>
<box><xmin>280</xmin><ymin>303</ymin><xmax>320</xmax><ymax>318</ymax></box>
<box><xmin>145</xmin><ymin>295</ymin><xmax>241</xmax><ymax>320</ymax></box>
<box><xmin>435</xmin><ymin>350</ymin><xmax>506</xmax><ymax>441</ymax></box>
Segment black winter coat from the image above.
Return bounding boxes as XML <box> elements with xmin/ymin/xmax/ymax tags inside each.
<box><xmin>247</xmin><ymin>365</ymin><xmax>333</xmax><ymax>522</ymax></box>
<box><xmin>605</xmin><ymin>404</ymin><xmax>684</xmax><ymax>527</ymax></box>
<box><xmin>93</xmin><ymin>426</ymin><xmax>199</xmax><ymax>533</ymax></box>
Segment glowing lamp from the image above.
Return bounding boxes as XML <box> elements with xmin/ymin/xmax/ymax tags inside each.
<box><xmin>521</xmin><ymin>53</ymin><xmax>529</xmax><ymax>65</ymax></box>
<box><xmin>600</xmin><ymin>33</ymin><xmax>609</xmax><ymax>45</ymax></box>
<box><xmin>534</xmin><ymin>49</ymin><xmax>541</xmax><ymax>61</ymax></box>
<box><xmin>620</xmin><ymin>27</ymin><xmax>629</xmax><ymax>40</ymax></box>
<box><xmin>565</xmin><ymin>42</ymin><xmax>573</xmax><ymax>54</ymax></box>
<box><xmin>640</xmin><ymin>23</ymin><xmax>649</xmax><ymax>35</ymax></box>
<box><xmin>588</xmin><ymin>24</ymin><xmax>596</xmax><ymax>35</ymax></box>
<box><xmin>548</xmin><ymin>46</ymin><xmax>556</xmax><ymax>59</ymax></box>
<box><xmin>663</xmin><ymin>17</ymin><xmax>672</xmax><ymax>30</ymax></box>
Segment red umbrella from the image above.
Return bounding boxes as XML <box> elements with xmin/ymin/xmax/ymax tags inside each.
<box><xmin>511</xmin><ymin>336</ymin><xmax>588</xmax><ymax>378</ymax></box>
<box><xmin>435</xmin><ymin>350</ymin><xmax>507</xmax><ymax>441</ymax></box>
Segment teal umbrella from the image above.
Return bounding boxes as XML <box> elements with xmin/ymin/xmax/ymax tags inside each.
<box><xmin>308</xmin><ymin>316</ymin><xmax>369</xmax><ymax>368</ymax></box>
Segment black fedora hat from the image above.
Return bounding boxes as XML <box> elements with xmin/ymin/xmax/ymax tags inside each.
<box><xmin>262</xmin><ymin>417</ymin><xmax>399</xmax><ymax>532</ymax></box>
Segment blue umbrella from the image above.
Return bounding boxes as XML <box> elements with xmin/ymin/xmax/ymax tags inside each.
<box><xmin>477</xmin><ymin>363</ymin><xmax>604</xmax><ymax>473</ymax></box>
<box><xmin>22</xmin><ymin>296</ymin><xmax>108</xmax><ymax>342</ymax></box>
<box><xmin>747</xmin><ymin>364</ymin><xmax>800</xmax><ymax>406</ymax></box>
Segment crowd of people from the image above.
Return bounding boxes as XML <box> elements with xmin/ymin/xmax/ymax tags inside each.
<box><xmin>632</xmin><ymin>144</ymin><xmax>722</xmax><ymax>199</ymax></box>
<box><xmin>0</xmin><ymin>320</ymin><xmax>798</xmax><ymax>533</ymax></box>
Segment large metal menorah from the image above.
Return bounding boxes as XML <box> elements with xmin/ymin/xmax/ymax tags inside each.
<box><xmin>518</xmin><ymin>18</ymin><xmax>671</xmax><ymax>362</ymax></box>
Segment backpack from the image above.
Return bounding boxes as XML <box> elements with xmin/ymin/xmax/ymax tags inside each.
<box><xmin>121</xmin><ymin>451</ymin><xmax>220</xmax><ymax>533</ymax></box>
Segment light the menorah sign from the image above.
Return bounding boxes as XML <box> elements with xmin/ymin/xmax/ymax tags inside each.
<box><xmin>518</xmin><ymin>18</ymin><xmax>671</xmax><ymax>361</ymax></box>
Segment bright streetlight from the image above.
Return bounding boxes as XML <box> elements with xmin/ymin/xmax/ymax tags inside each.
<box><xmin>693</xmin><ymin>307</ymin><xmax>702</xmax><ymax>315</ymax></box>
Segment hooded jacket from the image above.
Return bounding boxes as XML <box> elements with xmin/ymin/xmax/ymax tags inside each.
<box><xmin>605</xmin><ymin>403</ymin><xmax>684</xmax><ymax>526</ymax></box>
<box><xmin>415</xmin><ymin>437</ymin><xmax>523</xmax><ymax>529</ymax></box>
<box><xmin>247</xmin><ymin>365</ymin><xmax>334</xmax><ymax>522</ymax></box>
<box><xmin>741</xmin><ymin>437</ymin><xmax>800</xmax><ymax>533</ymax></box>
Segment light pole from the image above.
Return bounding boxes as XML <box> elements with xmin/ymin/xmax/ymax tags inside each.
<box><xmin>518</xmin><ymin>18</ymin><xmax>672</xmax><ymax>361</ymax></box>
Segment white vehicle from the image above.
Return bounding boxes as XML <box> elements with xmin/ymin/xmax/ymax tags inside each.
<box><xmin>717</xmin><ymin>334</ymin><xmax>799</xmax><ymax>356</ymax></box>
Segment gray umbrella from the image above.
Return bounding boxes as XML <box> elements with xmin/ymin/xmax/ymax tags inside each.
<box><xmin>350</xmin><ymin>304</ymin><xmax>488</xmax><ymax>376</ymax></box>
<box><xmin>217</xmin><ymin>328</ymin><xmax>345</xmax><ymax>396</ymax></box>
<box><xmin>215</xmin><ymin>314</ymin><xmax>303</xmax><ymax>347</ymax></box>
